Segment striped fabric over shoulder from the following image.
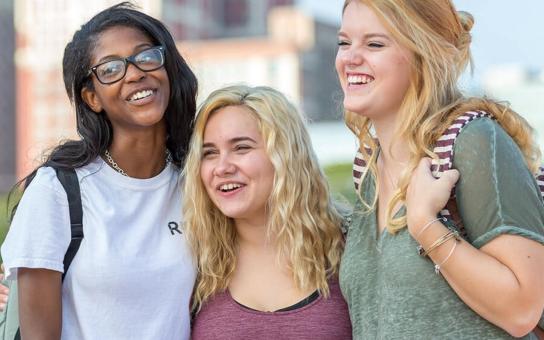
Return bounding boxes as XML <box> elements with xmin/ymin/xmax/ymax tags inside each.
<box><xmin>537</xmin><ymin>167</ymin><xmax>544</xmax><ymax>197</ymax></box>
<box><xmin>430</xmin><ymin>110</ymin><xmax>492</xmax><ymax>178</ymax></box>
<box><xmin>350</xmin><ymin>110</ymin><xmax>544</xmax><ymax>229</ymax></box>
<box><xmin>353</xmin><ymin>147</ymin><xmax>372</xmax><ymax>191</ymax></box>
<box><xmin>432</xmin><ymin>110</ymin><xmax>544</xmax><ymax>237</ymax></box>
<box><xmin>431</xmin><ymin>110</ymin><xmax>493</xmax><ymax>223</ymax></box>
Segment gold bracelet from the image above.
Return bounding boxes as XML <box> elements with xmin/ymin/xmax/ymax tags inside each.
<box><xmin>417</xmin><ymin>230</ymin><xmax>460</xmax><ymax>257</ymax></box>
<box><xmin>415</xmin><ymin>216</ymin><xmax>446</xmax><ymax>239</ymax></box>
<box><xmin>434</xmin><ymin>238</ymin><xmax>459</xmax><ymax>275</ymax></box>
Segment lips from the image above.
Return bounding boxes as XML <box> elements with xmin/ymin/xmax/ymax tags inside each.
<box><xmin>346</xmin><ymin>73</ymin><xmax>374</xmax><ymax>86</ymax></box>
<box><xmin>125</xmin><ymin>87</ymin><xmax>157</xmax><ymax>102</ymax></box>
<box><xmin>217</xmin><ymin>182</ymin><xmax>246</xmax><ymax>193</ymax></box>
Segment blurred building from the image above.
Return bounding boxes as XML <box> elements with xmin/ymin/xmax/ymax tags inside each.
<box><xmin>482</xmin><ymin>64</ymin><xmax>544</xmax><ymax>147</ymax></box>
<box><xmin>181</xmin><ymin>6</ymin><xmax>341</xmax><ymax>121</ymax></box>
<box><xmin>298</xmin><ymin>16</ymin><xmax>342</xmax><ymax>121</ymax></box>
<box><xmin>0</xmin><ymin>0</ymin><xmax>15</xmax><ymax>191</ymax></box>
<box><xmin>13</xmin><ymin>0</ymin><xmax>341</xmax><ymax>180</ymax></box>
<box><xmin>162</xmin><ymin>0</ymin><xmax>294</xmax><ymax>40</ymax></box>
<box><xmin>14</xmin><ymin>0</ymin><xmax>161</xmax><ymax>179</ymax></box>
<box><xmin>181</xmin><ymin>38</ymin><xmax>301</xmax><ymax>105</ymax></box>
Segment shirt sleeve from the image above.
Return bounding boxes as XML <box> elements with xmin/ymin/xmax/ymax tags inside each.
<box><xmin>0</xmin><ymin>167</ymin><xmax>72</xmax><ymax>280</ymax></box>
<box><xmin>452</xmin><ymin>118</ymin><xmax>544</xmax><ymax>248</ymax></box>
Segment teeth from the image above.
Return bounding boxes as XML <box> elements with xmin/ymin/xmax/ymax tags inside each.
<box><xmin>347</xmin><ymin>75</ymin><xmax>373</xmax><ymax>85</ymax></box>
<box><xmin>219</xmin><ymin>183</ymin><xmax>242</xmax><ymax>192</ymax></box>
<box><xmin>129</xmin><ymin>89</ymin><xmax>153</xmax><ymax>101</ymax></box>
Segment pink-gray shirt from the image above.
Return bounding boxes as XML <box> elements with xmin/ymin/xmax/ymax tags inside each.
<box><xmin>191</xmin><ymin>279</ymin><xmax>352</xmax><ymax>340</ymax></box>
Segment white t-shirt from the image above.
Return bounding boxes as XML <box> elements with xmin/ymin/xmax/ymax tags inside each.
<box><xmin>1</xmin><ymin>157</ymin><xmax>196</xmax><ymax>340</ymax></box>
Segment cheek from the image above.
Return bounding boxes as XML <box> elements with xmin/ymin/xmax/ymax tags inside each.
<box><xmin>200</xmin><ymin>163</ymin><xmax>213</xmax><ymax>192</ymax></box>
<box><xmin>392</xmin><ymin>59</ymin><xmax>412</xmax><ymax>93</ymax></box>
<box><xmin>260</xmin><ymin>160</ymin><xmax>276</xmax><ymax>194</ymax></box>
<box><xmin>162</xmin><ymin>70</ymin><xmax>171</xmax><ymax>98</ymax></box>
<box><xmin>93</xmin><ymin>84</ymin><xmax>123</xmax><ymax>114</ymax></box>
<box><xmin>335</xmin><ymin>52</ymin><xmax>344</xmax><ymax>78</ymax></box>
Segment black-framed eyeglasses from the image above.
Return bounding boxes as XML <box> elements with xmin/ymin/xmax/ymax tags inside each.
<box><xmin>87</xmin><ymin>46</ymin><xmax>165</xmax><ymax>85</ymax></box>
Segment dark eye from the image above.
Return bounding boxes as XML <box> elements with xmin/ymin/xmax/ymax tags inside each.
<box><xmin>135</xmin><ymin>48</ymin><xmax>163</xmax><ymax>68</ymax></box>
<box><xmin>234</xmin><ymin>144</ymin><xmax>251</xmax><ymax>152</ymax></box>
<box><xmin>137</xmin><ymin>54</ymin><xmax>154</xmax><ymax>64</ymax></box>
<box><xmin>368</xmin><ymin>42</ymin><xmax>385</xmax><ymax>48</ymax></box>
<box><xmin>337</xmin><ymin>40</ymin><xmax>350</xmax><ymax>46</ymax></box>
<box><xmin>97</xmin><ymin>60</ymin><xmax>124</xmax><ymax>77</ymax></box>
<box><xmin>202</xmin><ymin>149</ymin><xmax>217</xmax><ymax>158</ymax></box>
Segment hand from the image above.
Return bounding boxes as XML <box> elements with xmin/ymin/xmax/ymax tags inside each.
<box><xmin>0</xmin><ymin>263</ymin><xmax>9</xmax><ymax>311</ymax></box>
<box><xmin>406</xmin><ymin>157</ymin><xmax>459</xmax><ymax>235</ymax></box>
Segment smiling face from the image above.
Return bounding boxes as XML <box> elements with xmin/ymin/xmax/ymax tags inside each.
<box><xmin>335</xmin><ymin>1</ymin><xmax>413</xmax><ymax>121</ymax></box>
<box><xmin>200</xmin><ymin>105</ymin><xmax>275</xmax><ymax>226</ymax></box>
<box><xmin>82</xmin><ymin>25</ymin><xmax>170</xmax><ymax>132</ymax></box>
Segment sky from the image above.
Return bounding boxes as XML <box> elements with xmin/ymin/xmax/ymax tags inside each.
<box><xmin>296</xmin><ymin>0</ymin><xmax>544</xmax><ymax>86</ymax></box>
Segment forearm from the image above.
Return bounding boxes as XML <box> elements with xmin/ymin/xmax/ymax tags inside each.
<box><xmin>414</xmin><ymin>221</ymin><xmax>544</xmax><ymax>337</ymax></box>
<box><xmin>18</xmin><ymin>268</ymin><xmax>62</xmax><ymax>340</ymax></box>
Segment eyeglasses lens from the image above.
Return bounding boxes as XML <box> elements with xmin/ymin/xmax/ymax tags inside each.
<box><xmin>95</xmin><ymin>47</ymin><xmax>164</xmax><ymax>84</ymax></box>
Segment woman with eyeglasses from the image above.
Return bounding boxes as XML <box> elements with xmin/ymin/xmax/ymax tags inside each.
<box><xmin>1</xmin><ymin>2</ymin><xmax>197</xmax><ymax>339</ymax></box>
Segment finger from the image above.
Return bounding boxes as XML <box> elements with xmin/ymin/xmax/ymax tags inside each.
<box><xmin>418</xmin><ymin>157</ymin><xmax>432</xmax><ymax>169</ymax></box>
<box><xmin>0</xmin><ymin>303</ymin><xmax>5</xmax><ymax>311</ymax></box>
<box><xmin>417</xmin><ymin>157</ymin><xmax>436</xmax><ymax>178</ymax></box>
<box><xmin>437</xmin><ymin>169</ymin><xmax>459</xmax><ymax>188</ymax></box>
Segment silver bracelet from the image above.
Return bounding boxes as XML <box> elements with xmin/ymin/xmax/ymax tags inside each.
<box><xmin>434</xmin><ymin>239</ymin><xmax>459</xmax><ymax>275</ymax></box>
<box><xmin>415</xmin><ymin>216</ymin><xmax>446</xmax><ymax>239</ymax></box>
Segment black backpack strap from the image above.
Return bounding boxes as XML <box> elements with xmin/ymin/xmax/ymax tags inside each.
<box><xmin>14</xmin><ymin>168</ymin><xmax>83</xmax><ymax>340</ymax></box>
<box><xmin>54</xmin><ymin>167</ymin><xmax>84</xmax><ymax>282</ymax></box>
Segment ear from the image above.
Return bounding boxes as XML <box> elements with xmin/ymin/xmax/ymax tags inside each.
<box><xmin>81</xmin><ymin>86</ymin><xmax>103</xmax><ymax>113</ymax></box>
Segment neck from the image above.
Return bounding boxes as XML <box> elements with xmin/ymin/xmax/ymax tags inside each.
<box><xmin>107</xmin><ymin>125</ymin><xmax>168</xmax><ymax>179</ymax></box>
<box><xmin>234</xmin><ymin>217</ymin><xmax>272</xmax><ymax>250</ymax></box>
<box><xmin>372</xmin><ymin>115</ymin><xmax>409</xmax><ymax>166</ymax></box>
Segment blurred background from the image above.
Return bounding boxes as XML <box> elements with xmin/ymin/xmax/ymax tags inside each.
<box><xmin>1</xmin><ymin>0</ymin><xmax>543</xmax><ymax>245</ymax></box>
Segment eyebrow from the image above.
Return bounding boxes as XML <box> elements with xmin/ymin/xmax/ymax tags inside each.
<box><xmin>202</xmin><ymin>136</ymin><xmax>257</xmax><ymax>148</ymax></box>
<box><xmin>337</xmin><ymin>31</ymin><xmax>391</xmax><ymax>41</ymax></box>
<box><xmin>96</xmin><ymin>43</ymin><xmax>154</xmax><ymax>64</ymax></box>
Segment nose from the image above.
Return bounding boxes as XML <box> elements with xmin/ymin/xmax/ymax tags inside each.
<box><xmin>124</xmin><ymin>62</ymin><xmax>146</xmax><ymax>83</ymax></box>
<box><xmin>213</xmin><ymin>154</ymin><xmax>236</xmax><ymax>177</ymax></box>
<box><xmin>340</xmin><ymin>47</ymin><xmax>364</xmax><ymax>66</ymax></box>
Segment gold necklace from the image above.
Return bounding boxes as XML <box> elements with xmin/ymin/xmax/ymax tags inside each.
<box><xmin>104</xmin><ymin>150</ymin><xmax>128</xmax><ymax>176</ymax></box>
<box><xmin>103</xmin><ymin>149</ymin><xmax>172</xmax><ymax>177</ymax></box>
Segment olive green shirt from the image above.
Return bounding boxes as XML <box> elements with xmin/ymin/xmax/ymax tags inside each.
<box><xmin>340</xmin><ymin>119</ymin><xmax>544</xmax><ymax>339</ymax></box>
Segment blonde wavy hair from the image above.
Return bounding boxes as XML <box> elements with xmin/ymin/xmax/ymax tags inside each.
<box><xmin>183</xmin><ymin>85</ymin><xmax>344</xmax><ymax>311</ymax></box>
<box><xmin>343</xmin><ymin>0</ymin><xmax>542</xmax><ymax>233</ymax></box>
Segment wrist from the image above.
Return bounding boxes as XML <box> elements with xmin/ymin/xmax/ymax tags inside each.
<box><xmin>407</xmin><ymin>213</ymin><xmax>440</xmax><ymax>238</ymax></box>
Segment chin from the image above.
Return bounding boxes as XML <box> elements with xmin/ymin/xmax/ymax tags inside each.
<box><xmin>343</xmin><ymin>104</ymin><xmax>368</xmax><ymax>117</ymax></box>
<box><xmin>215</xmin><ymin>206</ymin><xmax>245</xmax><ymax>220</ymax></box>
<box><xmin>342</xmin><ymin>96</ymin><xmax>367</xmax><ymax>115</ymax></box>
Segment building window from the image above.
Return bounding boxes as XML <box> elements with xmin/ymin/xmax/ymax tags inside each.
<box><xmin>223</xmin><ymin>0</ymin><xmax>248</xmax><ymax>27</ymax></box>
<box><xmin>271</xmin><ymin>0</ymin><xmax>294</xmax><ymax>6</ymax></box>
